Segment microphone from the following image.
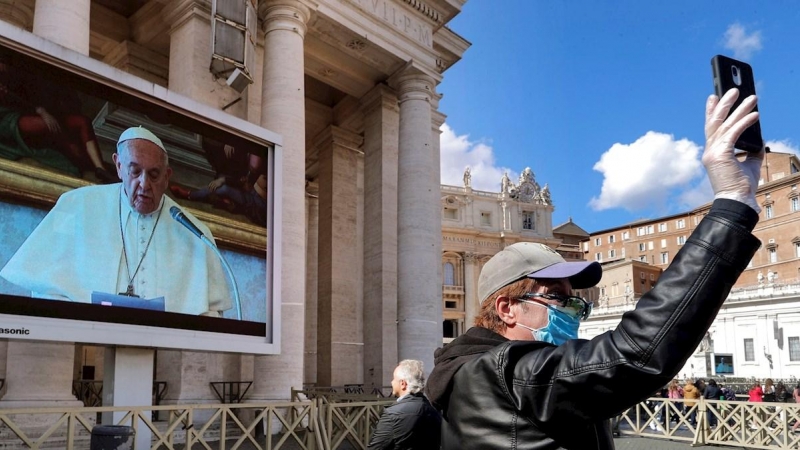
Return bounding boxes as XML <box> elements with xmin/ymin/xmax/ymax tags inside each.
<box><xmin>169</xmin><ymin>205</ymin><xmax>242</xmax><ymax>320</ymax></box>
<box><xmin>170</xmin><ymin>206</ymin><xmax>205</xmax><ymax>239</ymax></box>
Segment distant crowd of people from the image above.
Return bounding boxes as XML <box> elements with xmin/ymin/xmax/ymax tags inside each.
<box><xmin>633</xmin><ymin>377</ymin><xmax>800</xmax><ymax>434</ymax></box>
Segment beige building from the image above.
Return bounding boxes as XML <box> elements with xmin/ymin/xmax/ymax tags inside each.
<box><xmin>439</xmin><ymin>167</ymin><xmax>596</xmax><ymax>342</ymax></box>
<box><xmin>580</xmin><ymin>151</ymin><xmax>800</xmax><ymax>379</ymax></box>
<box><xmin>584</xmin><ymin>151</ymin><xmax>800</xmax><ymax>290</ymax></box>
<box><xmin>0</xmin><ymin>0</ymin><xmax>470</xmax><ymax>412</ymax></box>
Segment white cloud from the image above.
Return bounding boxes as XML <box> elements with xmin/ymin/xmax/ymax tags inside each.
<box><xmin>589</xmin><ymin>131</ymin><xmax>705</xmax><ymax>212</ymax></box>
<box><xmin>723</xmin><ymin>23</ymin><xmax>763</xmax><ymax>60</ymax></box>
<box><xmin>765</xmin><ymin>139</ymin><xmax>800</xmax><ymax>158</ymax></box>
<box><xmin>676</xmin><ymin>177</ymin><xmax>713</xmax><ymax>211</ymax></box>
<box><xmin>440</xmin><ymin>123</ymin><xmax>518</xmax><ymax>192</ymax></box>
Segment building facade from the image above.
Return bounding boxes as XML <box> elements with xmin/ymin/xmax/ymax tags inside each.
<box><xmin>439</xmin><ymin>167</ymin><xmax>596</xmax><ymax>342</ymax></box>
<box><xmin>0</xmin><ymin>0</ymin><xmax>469</xmax><ymax>411</ymax></box>
<box><xmin>581</xmin><ymin>151</ymin><xmax>800</xmax><ymax>379</ymax></box>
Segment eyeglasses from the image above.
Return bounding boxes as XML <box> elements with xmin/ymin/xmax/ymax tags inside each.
<box><xmin>517</xmin><ymin>293</ymin><xmax>592</xmax><ymax>321</ymax></box>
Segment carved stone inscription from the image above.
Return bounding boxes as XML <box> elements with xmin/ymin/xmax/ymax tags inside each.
<box><xmin>349</xmin><ymin>0</ymin><xmax>433</xmax><ymax>48</ymax></box>
<box><xmin>443</xmin><ymin>236</ymin><xmax>500</xmax><ymax>249</ymax></box>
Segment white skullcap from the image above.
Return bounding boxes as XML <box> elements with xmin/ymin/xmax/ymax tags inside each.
<box><xmin>117</xmin><ymin>126</ymin><xmax>166</xmax><ymax>153</ymax></box>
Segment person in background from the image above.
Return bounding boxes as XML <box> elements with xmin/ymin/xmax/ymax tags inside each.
<box><xmin>747</xmin><ymin>381</ymin><xmax>765</xmax><ymax>430</ymax></box>
<box><xmin>775</xmin><ymin>381</ymin><xmax>789</xmax><ymax>403</ymax></box>
<box><xmin>667</xmin><ymin>379</ymin><xmax>684</xmax><ymax>424</ymax></box>
<box><xmin>646</xmin><ymin>388</ymin><xmax>666</xmax><ymax>431</ymax></box>
<box><xmin>684</xmin><ymin>380</ymin><xmax>701</xmax><ymax>427</ymax></box>
<box><xmin>367</xmin><ymin>360</ymin><xmax>441</xmax><ymax>450</ymax></box>
<box><xmin>703</xmin><ymin>379</ymin><xmax>721</xmax><ymax>428</ymax></box>
<box><xmin>792</xmin><ymin>385</ymin><xmax>800</xmax><ymax>433</ymax></box>
<box><xmin>763</xmin><ymin>378</ymin><xmax>776</xmax><ymax>402</ymax></box>
<box><xmin>749</xmin><ymin>381</ymin><xmax>764</xmax><ymax>402</ymax></box>
<box><xmin>696</xmin><ymin>379</ymin><xmax>707</xmax><ymax>396</ymax></box>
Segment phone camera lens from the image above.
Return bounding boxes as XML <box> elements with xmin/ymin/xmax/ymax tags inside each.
<box><xmin>732</xmin><ymin>66</ymin><xmax>739</xmax><ymax>76</ymax></box>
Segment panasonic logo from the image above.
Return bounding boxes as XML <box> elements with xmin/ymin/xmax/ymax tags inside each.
<box><xmin>0</xmin><ymin>327</ymin><xmax>30</xmax><ymax>335</ymax></box>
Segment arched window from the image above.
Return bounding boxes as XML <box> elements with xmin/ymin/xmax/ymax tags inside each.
<box><xmin>444</xmin><ymin>262</ymin><xmax>455</xmax><ymax>286</ymax></box>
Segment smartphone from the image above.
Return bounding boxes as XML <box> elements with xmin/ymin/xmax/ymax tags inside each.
<box><xmin>711</xmin><ymin>55</ymin><xmax>763</xmax><ymax>152</ymax></box>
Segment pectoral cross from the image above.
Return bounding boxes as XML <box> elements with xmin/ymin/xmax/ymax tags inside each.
<box><xmin>119</xmin><ymin>284</ymin><xmax>140</xmax><ymax>298</ymax></box>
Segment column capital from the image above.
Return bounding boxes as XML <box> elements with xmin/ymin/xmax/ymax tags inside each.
<box><xmin>258</xmin><ymin>0</ymin><xmax>317</xmax><ymax>37</ymax></box>
<box><xmin>388</xmin><ymin>63</ymin><xmax>436</xmax><ymax>104</ymax></box>
<box><xmin>464</xmin><ymin>252</ymin><xmax>479</xmax><ymax>263</ymax></box>
<box><xmin>312</xmin><ymin>124</ymin><xmax>364</xmax><ymax>154</ymax></box>
<box><xmin>360</xmin><ymin>83</ymin><xmax>399</xmax><ymax>115</ymax></box>
<box><xmin>161</xmin><ymin>0</ymin><xmax>211</xmax><ymax>32</ymax></box>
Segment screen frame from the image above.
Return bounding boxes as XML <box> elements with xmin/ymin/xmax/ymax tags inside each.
<box><xmin>713</xmin><ymin>353</ymin><xmax>734</xmax><ymax>375</ymax></box>
<box><xmin>0</xmin><ymin>22</ymin><xmax>283</xmax><ymax>355</ymax></box>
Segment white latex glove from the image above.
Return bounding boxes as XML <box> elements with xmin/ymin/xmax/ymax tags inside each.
<box><xmin>703</xmin><ymin>88</ymin><xmax>764</xmax><ymax>213</ymax></box>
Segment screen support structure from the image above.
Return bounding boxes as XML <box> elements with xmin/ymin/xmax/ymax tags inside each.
<box><xmin>102</xmin><ymin>347</ymin><xmax>154</xmax><ymax>450</ymax></box>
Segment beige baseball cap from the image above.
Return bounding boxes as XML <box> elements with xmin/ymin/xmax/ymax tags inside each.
<box><xmin>478</xmin><ymin>242</ymin><xmax>602</xmax><ymax>303</ymax></box>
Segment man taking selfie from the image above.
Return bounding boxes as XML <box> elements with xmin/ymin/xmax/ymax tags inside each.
<box><xmin>425</xmin><ymin>88</ymin><xmax>763</xmax><ymax>449</ymax></box>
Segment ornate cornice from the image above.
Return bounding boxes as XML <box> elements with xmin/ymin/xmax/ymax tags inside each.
<box><xmin>401</xmin><ymin>0</ymin><xmax>442</xmax><ymax>24</ymax></box>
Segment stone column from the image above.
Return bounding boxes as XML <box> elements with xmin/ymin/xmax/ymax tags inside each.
<box><xmin>463</xmin><ymin>253</ymin><xmax>479</xmax><ymax>328</ymax></box>
<box><xmin>162</xmin><ymin>0</ymin><xmax>247</xmax><ymax>119</ymax></box>
<box><xmin>102</xmin><ymin>348</ymin><xmax>155</xmax><ymax>450</ymax></box>
<box><xmin>431</xmin><ymin>92</ymin><xmax>445</xmax><ymax>346</ymax></box>
<box><xmin>0</xmin><ymin>0</ymin><xmax>35</xmax><ymax>30</ymax></box>
<box><xmin>315</xmin><ymin>126</ymin><xmax>363</xmax><ymax>386</ymax></box>
<box><xmin>0</xmin><ymin>341</ymin><xmax>81</xmax><ymax>407</ymax></box>
<box><xmin>361</xmin><ymin>85</ymin><xmax>399</xmax><ymax>389</ymax></box>
<box><xmin>15</xmin><ymin>1</ymin><xmax>88</xmax><ymax>409</ymax></box>
<box><xmin>390</xmin><ymin>66</ymin><xmax>440</xmax><ymax>372</ymax></box>
<box><xmin>156</xmin><ymin>350</ymin><xmax>225</xmax><ymax>421</ymax></box>
<box><xmin>251</xmin><ymin>0</ymin><xmax>313</xmax><ymax>400</ymax></box>
<box><xmin>32</xmin><ymin>0</ymin><xmax>89</xmax><ymax>55</ymax></box>
<box><xmin>304</xmin><ymin>183</ymin><xmax>319</xmax><ymax>385</ymax></box>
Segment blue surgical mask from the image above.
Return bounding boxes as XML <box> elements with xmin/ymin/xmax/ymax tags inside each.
<box><xmin>517</xmin><ymin>304</ymin><xmax>580</xmax><ymax>346</ymax></box>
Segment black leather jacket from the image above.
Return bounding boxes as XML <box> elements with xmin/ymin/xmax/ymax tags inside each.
<box><xmin>425</xmin><ymin>199</ymin><xmax>760</xmax><ymax>450</ymax></box>
<box><xmin>367</xmin><ymin>392</ymin><xmax>442</xmax><ymax>450</ymax></box>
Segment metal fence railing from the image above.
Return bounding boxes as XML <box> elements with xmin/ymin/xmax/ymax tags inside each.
<box><xmin>0</xmin><ymin>397</ymin><xmax>397</xmax><ymax>450</ymax></box>
<box><xmin>2</xmin><ymin>394</ymin><xmax>800</xmax><ymax>449</ymax></box>
<box><xmin>617</xmin><ymin>397</ymin><xmax>800</xmax><ymax>449</ymax></box>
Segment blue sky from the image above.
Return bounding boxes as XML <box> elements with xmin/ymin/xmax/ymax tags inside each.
<box><xmin>438</xmin><ymin>1</ymin><xmax>800</xmax><ymax>233</ymax></box>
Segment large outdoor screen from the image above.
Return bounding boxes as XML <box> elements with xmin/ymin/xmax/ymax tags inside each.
<box><xmin>0</xmin><ymin>27</ymin><xmax>280</xmax><ymax>354</ymax></box>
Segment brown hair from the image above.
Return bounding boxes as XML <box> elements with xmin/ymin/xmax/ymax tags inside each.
<box><xmin>473</xmin><ymin>278</ymin><xmax>538</xmax><ymax>334</ymax></box>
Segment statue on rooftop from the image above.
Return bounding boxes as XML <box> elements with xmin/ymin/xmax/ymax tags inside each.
<box><xmin>501</xmin><ymin>171</ymin><xmax>512</xmax><ymax>193</ymax></box>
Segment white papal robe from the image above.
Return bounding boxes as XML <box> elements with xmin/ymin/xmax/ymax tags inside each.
<box><xmin>0</xmin><ymin>183</ymin><xmax>231</xmax><ymax>316</ymax></box>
